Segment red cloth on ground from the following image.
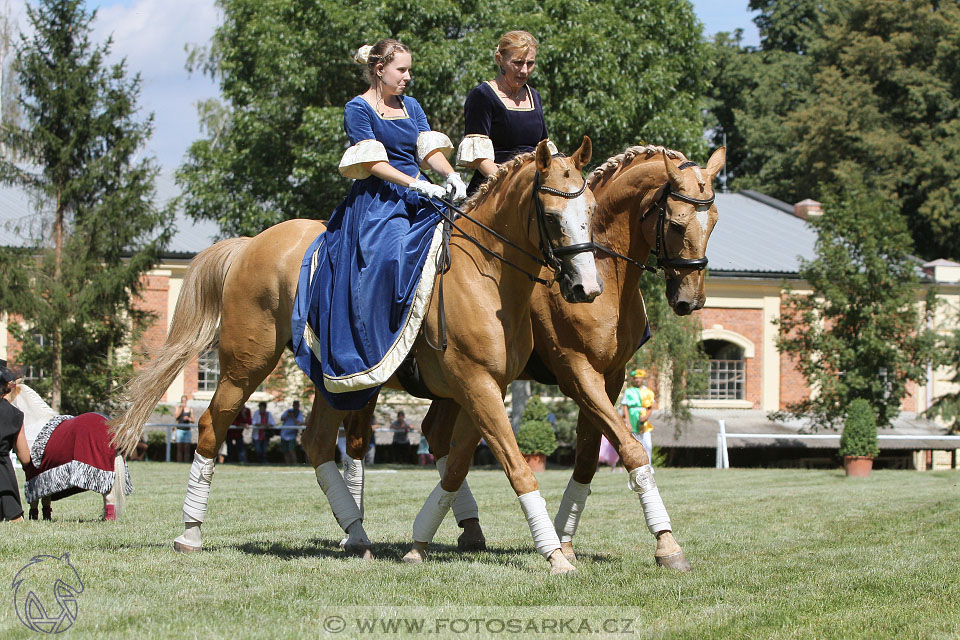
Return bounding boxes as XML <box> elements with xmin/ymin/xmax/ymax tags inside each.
<box><xmin>23</xmin><ymin>413</ymin><xmax>117</xmax><ymax>481</ymax></box>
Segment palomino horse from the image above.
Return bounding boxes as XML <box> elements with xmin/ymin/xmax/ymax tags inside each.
<box><xmin>111</xmin><ymin>138</ymin><xmax>599</xmax><ymax>574</ymax></box>
<box><xmin>341</xmin><ymin>145</ymin><xmax>724</xmax><ymax>571</ymax></box>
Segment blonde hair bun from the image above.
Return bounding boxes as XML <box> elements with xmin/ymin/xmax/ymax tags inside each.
<box><xmin>354</xmin><ymin>44</ymin><xmax>373</xmax><ymax>65</ymax></box>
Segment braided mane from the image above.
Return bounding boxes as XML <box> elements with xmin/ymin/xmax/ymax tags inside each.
<box><xmin>588</xmin><ymin>145</ymin><xmax>702</xmax><ymax>189</ymax></box>
<box><xmin>461</xmin><ymin>151</ymin><xmax>536</xmax><ymax>212</ymax></box>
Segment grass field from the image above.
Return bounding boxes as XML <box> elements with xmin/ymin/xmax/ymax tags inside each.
<box><xmin>2</xmin><ymin>462</ymin><xmax>959</xmax><ymax>639</ymax></box>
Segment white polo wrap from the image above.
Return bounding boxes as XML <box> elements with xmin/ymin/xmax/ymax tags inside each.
<box><xmin>435</xmin><ymin>455</ymin><xmax>480</xmax><ymax>524</ymax></box>
<box><xmin>628</xmin><ymin>464</ymin><xmax>671</xmax><ymax>534</ymax></box>
<box><xmin>518</xmin><ymin>490</ymin><xmax>562</xmax><ymax>558</ymax></box>
<box><xmin>182</xmin><ymin>451</ymin><xmax>216</xmax><ymax>523</ymax></box>
<box><xmin>315</xmin><ymin>461</ymin><xmax>362</xmax><ymax>531</ymax></box>
<box><xmin>342</xmin><ymin>457</ymin><xmax>365</xmax><ymax>519</ymax></box>
<box><xmin>553</xmin><ymin>478</ymin><xmax>591</xmax><ymax>543</ymax></box>
<box><xmin>412</xmin><ymin>481</ymin><xmax>456</xmax><ymax>543</ymax></box>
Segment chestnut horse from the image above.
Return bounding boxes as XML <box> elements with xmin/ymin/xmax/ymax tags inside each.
<box><xmin>111</xmin><ymin>138</ymin><xmax>598</xmax><ymax>574</ymax></box>
<box><xmin>341</xmin><ymin>145</ymin><xmax>724</xmax><ymax>571</ymax></box>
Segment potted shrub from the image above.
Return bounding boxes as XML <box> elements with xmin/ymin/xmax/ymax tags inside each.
<box><xmin>839</xmin><ymin>398</ymin><xmax>879</xmax><ymax>477</ymax></box>
<box><xmin>516</xmin><ymin>397</ymin><xmax>557</xmax><ymax>472</ymax></box>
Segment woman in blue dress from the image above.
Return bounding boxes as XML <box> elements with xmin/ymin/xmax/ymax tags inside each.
<box><xmin>292</xmin><ymin>39</ymin><xmax>467</xmax><ymax>411</ymax></box>
<box><xmin>457</xmin><ymin>31</ymin><xmax>554</xmax><ymax>194</ymax></box>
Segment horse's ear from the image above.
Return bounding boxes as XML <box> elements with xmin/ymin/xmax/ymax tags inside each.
<box><xmin>535</xmin><ymin>139</ymin><xmax>552</xmax><ymax>172</ymax></box>
<box><xmin>664</xmin><ymin>153</ymin><xmax>684</xmax><ymax>189</ymax></box>
<box><xmin>572</xmin><ymin>135</ymin><xmax>592</xmax><ymax>169</ymax></box>
<box><xmin>704</xmin><ymin>146</ymin><xmax>726</xmax><ymax>182</ymax></box>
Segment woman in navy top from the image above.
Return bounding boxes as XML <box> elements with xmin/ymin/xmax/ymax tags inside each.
<box><xmin>457</xmin><ymin>31</ymin><xmax>553</xmax><ymax>194</ymax></box>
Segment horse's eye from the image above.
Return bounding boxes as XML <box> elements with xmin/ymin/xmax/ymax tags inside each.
<box><xmin>544</xmin><ymin>213</ymin><xmax>558</xmax><ymax>224</ymax></box>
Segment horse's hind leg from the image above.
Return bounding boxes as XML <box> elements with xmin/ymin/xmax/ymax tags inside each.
<box><xmin>173</xmin><ymin>325</ymin><xmax>286</xmax><ymax>553</ymax></box>
<box><xmin>338</xmin><ymin>392</ymin><xmax>379</xmax><ymax>548</ymax></box>
<box><xmin>301</xmin><ymin>394</ymin><xmax>372</xmax><ymax>559</ymax></box>
<box><xmin>421</xmin><ymin>399</ymin><xmax>484</xmax><ymax>551</ymax></box>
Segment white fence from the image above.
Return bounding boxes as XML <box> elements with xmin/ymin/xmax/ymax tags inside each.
<box><xmin>714</xmin><ymin>419</ymin><xmax>960</xmax><ymax>469</ymax></box>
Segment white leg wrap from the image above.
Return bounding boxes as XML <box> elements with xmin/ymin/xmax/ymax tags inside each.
<box><xmin>628</xmin><ymin>465</ymin><xmax>671</xmax><ymax>534</ymax></box>
<box><xmin>183</xmin><ymin>452</ymin><xmax>216</xmax><ymax>523</ymax></box>
<box><xmin>342</xmin><ymin>457</ymin><xmax>364</xmax><ymax>519</ymax></box>
<box><xmin>553</xmin><ymin>478</ymin><xmax>591</xmax><ymax>543</ymax></box>
<box><xmin>412</xmin><ymin>482</ymin><xmax>456</xmax><ymax>543</ymax></box>
<box><xmin>315</xmin><ymin>461</ymin><xmax>362</xmax><ymax>531</ymax></box>
<box><xmin>518</xmin><ymin>490</ymin><xmax>562</xmax><ymax>558</ymax></box>
<box><xmin>436</xmin><ymin>455</ymin><xmax>480</xmax><ymax>525</ymax></box>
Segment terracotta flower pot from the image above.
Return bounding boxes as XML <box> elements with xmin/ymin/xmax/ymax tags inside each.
<box><xmin>523</xmin><ymin>453</ymin><xmax>546</xmax><ymax>472</ymax></box>
<box><xmin>843</xmin><ymin>455</ymin><xmax>874</xmax><ymax>477</ymax></box>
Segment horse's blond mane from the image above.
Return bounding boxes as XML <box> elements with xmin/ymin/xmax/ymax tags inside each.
<box><xmin>588</xmin><ymin>145</ymin><xmax>704</xmax><ymax>189</ymax></box>
<box><xmin>461</xmin><ymin>151</ymin><xmax>537</xmax><ymax>212</ymax></box>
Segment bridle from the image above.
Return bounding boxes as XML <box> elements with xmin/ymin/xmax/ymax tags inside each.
<box><xmin>533</xmin><ymin>166</ymin><xmax>592</xmax><ymax>273</ymax></box>
<box><xmin>424</xmin><ymin>156</ymin><xmax>593</xmax><ymax>350</ymax></box>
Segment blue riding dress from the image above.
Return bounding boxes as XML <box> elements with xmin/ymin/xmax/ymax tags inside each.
<box><xmin>291</xmin><ymin>96</ymin><xmax>452</xmax><ymax>410</ymax></box>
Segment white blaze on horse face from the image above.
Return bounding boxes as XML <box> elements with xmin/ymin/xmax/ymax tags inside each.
<box><xmin>696</xmin><ymin>205</ymin><xmax>711</xmax><ymax>253</ymax></box>
<box><xmin>557</xmin><ymin>193</ymin><xmax>601</xmax><ymax>295</ymax></box>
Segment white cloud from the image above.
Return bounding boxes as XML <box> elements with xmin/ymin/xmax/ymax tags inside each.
<box><xmin>3</xmin><ymin>0</ymin><xmax>220</xmax><ymax>169</ymax></box>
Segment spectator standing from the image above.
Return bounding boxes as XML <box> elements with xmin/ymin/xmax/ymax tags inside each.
<box><xmin>279</xmin><ymin>400</ymin><xmax>304</xmax><ymax>465</ymax></box>
<box><xmin>251</xmin><ymin>402</ymin><xmax>275</xmax><ymax>463</ymax></box>
<box><xmin>416</xmin><ymin>427</ymin><xmax>432</xmax><ymax>466</ymax></box>
<box><xmin>227</xmin><ymin>405</ymin><xmax>251</xmax><ymax>463</ymax></box>
<box><xmin>391</xmin><ymin>410</ymin><xmax>412</xmax><ymax>463</ymax></box>
<box><xmin>174</xmin><ymin>395</ymin><xmax>194</xmax><ymax>463</ymax></box>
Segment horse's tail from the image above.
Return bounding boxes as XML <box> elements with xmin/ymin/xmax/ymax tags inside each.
<box><xmin>110</xmin><ymin>237</ymin><xmax>251</xmax><ymax>455</ymax></box>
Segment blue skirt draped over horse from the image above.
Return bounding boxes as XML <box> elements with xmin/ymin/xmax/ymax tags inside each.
<box><xmin>291</xmin><ymin>96</ymin><xmax>448</xmax><ymax>410</ymax></box>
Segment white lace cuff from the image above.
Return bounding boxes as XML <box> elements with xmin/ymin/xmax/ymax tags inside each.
<box><xmin>456</xmin><ymin>134</ymin><xmax>495</xmax><ymax>167</ymax></box>
<box><xmin>338</xmin><ymin>139</ymin><xmax>389</xmax><ymax>179</ymax></box>
<box><xmin>416</xmin><ymin>131</ymin><xmax>454</xmax><ymax>169</ymax></box>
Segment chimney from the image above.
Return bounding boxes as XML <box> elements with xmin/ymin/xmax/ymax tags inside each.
<box><xmin>793</xmin><ymin>199</ymin><xmax>822</xmax><ymax>220</ymax></box>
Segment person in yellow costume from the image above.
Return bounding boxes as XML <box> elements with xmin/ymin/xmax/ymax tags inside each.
<box><xmin>621</xmin><ymin>369</ymin><xmax>656</xmax><ymax>462</ymax></box>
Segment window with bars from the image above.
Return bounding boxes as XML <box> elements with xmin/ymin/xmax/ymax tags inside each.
<box><xmin>693</xmin><ymin>340</ymin><xmax>745</xmax><ymax>400</ymax></box>
<box><xmin>197</xmin><ymin>348</ymin><xmax>219</xmax><ymax>392</ymax></box>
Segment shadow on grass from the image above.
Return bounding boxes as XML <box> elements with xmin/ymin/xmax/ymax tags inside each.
<box><xmin>233</xmin><ymin>538</ymin><xmax>613</xmax><ymax>565</ymax></box>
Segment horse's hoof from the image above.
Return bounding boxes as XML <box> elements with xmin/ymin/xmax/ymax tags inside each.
<box><xmin>344</xmin><ymin>543</ymin><xmax>374</xmax><ymax>560</ymax></box>
<box><xmin>457</xmin><ymin>530</ymin><xmax>487</xmax><ymax>552</ymax></box>
<box><xmin>339</xmin><ymin>536</ymin><xmax>349</xmax><ymax>549</ymax></box>
<box><xmin>547</xmin><ymin>548</ymin><xmax>577</xmax><ymax>575</ymax></box>
<box><xmin>173</xmin><ymin>540</ymin><xmax>202</xmax><ymax>554</ymax></box>
<box><xmin>655</xmin><ymin>550</ymin><xmax>691</xmax><ymax>572</ymax></box>
<box><xmin>560</xmin><ymin>541</ymin><xmax>577</xmax><ymax>563</ymax></box>
<box><xmin>402</xmin><ymin>547</ymin><xmax>427</xmax><ymax>564</ymax></box>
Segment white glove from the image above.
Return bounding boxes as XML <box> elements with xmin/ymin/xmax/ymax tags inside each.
<box><xmin>443</xmin><ymin>172</ymin><xmax>468</xmax><ymax>203</ymax></box>
<box><xmin>408</xmin><ymin>179</ymin><xmax>445</xmax><ymax>200</ymax></box>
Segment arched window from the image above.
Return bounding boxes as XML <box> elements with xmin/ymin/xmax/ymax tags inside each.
<box><xmin>699</xmin><ymin>339</ymin><xmax>745</xmax><ymax>400</ymax></box>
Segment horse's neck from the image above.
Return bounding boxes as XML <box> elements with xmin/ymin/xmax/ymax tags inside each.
<box><xmin>593</xmin><ymin>160</ymin><xmax>665</xmax><ymax>290</ymax></box>
<box><xmin>8</xmin><ymin>383</ymin><xmax>58</xmax><ymax>446</ymax></box>
<box><xmin>455</xmin><ymin>164</ymin><xmax>540</xmax><ymax>294</ymax></box>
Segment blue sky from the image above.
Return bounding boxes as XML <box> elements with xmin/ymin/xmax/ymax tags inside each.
<box><xmin>7</xmin><ymin>2</ymin><xmax>761</xmax><ymax>171</ymax></box>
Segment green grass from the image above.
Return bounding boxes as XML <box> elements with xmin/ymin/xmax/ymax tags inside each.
<box><xmin>2</xmin><ymin>463</ymin><xmax>959</xmax><ymax>639</ymax></box>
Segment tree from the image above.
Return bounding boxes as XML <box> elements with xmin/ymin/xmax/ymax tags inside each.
<box><xmin>773</xmin><ymin>183</ymin><xmax>938</xmax><ymax>430</ymax></box>
<box><xmin>706</xmin><ymin>0</ymin><xmax>960</xmax><ymax>260</ymax></box>
<box><xmin>925</xmin><ymin>324</ymin><xmax>960</xmax><ymax>432</ymax></box>
<box><xmin>0</xmin><ymin>0</ymin><xmax>172</xmax><ymax>413</ymax></box>
<box><xmin>179</xmin><ymin>0</ymin><xmax>709</xmax><ymax>237</ymax></box>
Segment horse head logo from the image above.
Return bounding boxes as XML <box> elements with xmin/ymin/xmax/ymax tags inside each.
<box><xmin>11</xmin><ymin>553</ymin><xmax>84</xmax><ymax>634</ymax></box>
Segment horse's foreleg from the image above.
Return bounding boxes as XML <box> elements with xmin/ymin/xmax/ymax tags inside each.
<box><xmin>560</xmin><ymin>371</ymin><xmax>688</xmax><ymax>571</ymax></box>
<box><xmin>408</xmin><ymin>381</ymin><xmax>575</xmax><ymax>575</ymax></box>
<box><xmin>554</xmin><ymin>412</ymin><xmax>602</xmax><ymax>561</ymax></box>
<box><xmin>301</xmin><ymin>395</ymin><xmax>371</xmax><ymax>559</ymax></box>
<box><xmin>422</xmin><ymin>399</ymin><xmax>484</xmax><ymax>550</ymax></box>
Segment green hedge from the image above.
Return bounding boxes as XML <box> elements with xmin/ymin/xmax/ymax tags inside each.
<box><xmin>516</xmin><ymin>397</ymin><xmax>558</xmax><ymax>457</ymax></box>
<box><xmin>838</xmin><ymin>398</ymin><xmax>879</xmax><ymax>458</ymax></box>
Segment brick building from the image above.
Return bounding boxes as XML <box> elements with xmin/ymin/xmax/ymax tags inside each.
<box><xmin>2</xmin><ymin>180</ymin><xmax>959</xmax><ymax>467</ymax></box>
